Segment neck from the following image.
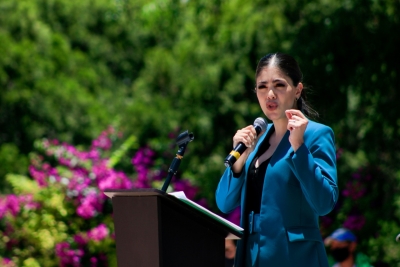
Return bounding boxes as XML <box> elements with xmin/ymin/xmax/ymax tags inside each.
<box><xmin>272</xmin><ymin>118</ymin><xmax>288</xmax><ymax>139</ymax></box>
<box><xmin>338</xmin><ymin>255</ymin><xmax>355</xmax><ymax>267</ymax></box>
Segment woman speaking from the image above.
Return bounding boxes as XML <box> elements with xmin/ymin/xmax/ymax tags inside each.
<box><xmin>216</xmin><ymin>53</ymin><xmax>338</xmax><ymax>267</ymax></box>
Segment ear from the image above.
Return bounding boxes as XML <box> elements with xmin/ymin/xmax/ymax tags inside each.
<box><xmin>296</xmin><ymin>82</ymin><xmax>303</xmax><ymax>99</ymax></box>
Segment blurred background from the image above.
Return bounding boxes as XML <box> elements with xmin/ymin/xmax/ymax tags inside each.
<box><xmin>0</xmin><ymin>0</ymin><xmax>399</xmax><ymax>266</ymax></box>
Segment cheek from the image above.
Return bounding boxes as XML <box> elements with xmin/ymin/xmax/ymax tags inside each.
<box><xmin>281</xmin><ymin>93</ymin><xmax>296</xmax><ymax>106</ymax></box>
<box><xmin>257</xmin><ymin>94</ymin><xmax>266</xmax><ymax>107</ymax></box>
<box><xmin>256</xmin><ymin>90</ymin><xmax>268</xmax><ymax>100</ymax></box>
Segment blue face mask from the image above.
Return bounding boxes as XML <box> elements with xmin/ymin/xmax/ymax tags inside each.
<box><xmin>331</xmin><ymin>247</ymin><xmax>350</xmax><ymax>262</ymax></box>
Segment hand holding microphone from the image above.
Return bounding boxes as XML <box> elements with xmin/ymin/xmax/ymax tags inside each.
<box><xmin>224</xmin><ymin>117</ymin><xmax>267</xmax><ymax>168</ymax></box>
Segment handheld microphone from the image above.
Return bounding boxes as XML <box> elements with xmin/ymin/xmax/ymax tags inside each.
<box><xmin>224</xmin><ymin>117</ymin><xmax>267</xmax><ymax>168</ymax></box>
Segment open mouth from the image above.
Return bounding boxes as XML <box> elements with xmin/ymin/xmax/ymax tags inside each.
<box><xmin>266</xmin><ymin>102</ymin><xmax>278</xmax><ymax>110</ymax></box>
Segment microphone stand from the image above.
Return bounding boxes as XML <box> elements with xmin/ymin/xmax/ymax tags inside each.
<box><xmin>161</xmin><ymin>130</ymin><xmax>194</xmax><ymax>192</ymax></box>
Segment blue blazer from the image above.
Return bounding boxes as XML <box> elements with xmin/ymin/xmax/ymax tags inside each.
<box><xmin>216</xmin><ymin>121</ymin><xmax>338</xmax><ymax>267</ymax></box>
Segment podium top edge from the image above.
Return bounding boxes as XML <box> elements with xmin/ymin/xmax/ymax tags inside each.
<box><xmin>103</xmin><ymin>188</ymin><xmax>167</xmax><ymax>198</ymax></box>
<box><xmin>103</xmin><ymin>188</ymin><xmax>243</xmax><ymax>238</ymax></box>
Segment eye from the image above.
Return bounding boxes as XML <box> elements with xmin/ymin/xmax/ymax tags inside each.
<box><xmin>257</xmin><ymin>84</ymin><xmax>267</xmax><ymax>90</ymax></box>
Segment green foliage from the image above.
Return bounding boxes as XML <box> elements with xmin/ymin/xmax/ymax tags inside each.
<box><xmin>6</xmin><ymin>174</ymin><xmax>41</xmax><ymax>195</ymax></box>
<box><xmin>1</xmin><ymin>0</ymin><xmax>400</xmax><ymax>265</ymax></box>
<box><xmin>287</xmin><ymin>0</ymin><xmax>400</xmax><ymax>263</ymax></box>
<box><xmin>108</xmin><ymin>135</ymin><xmax>138</xmax><ymax>168</ymax></box>
<box><xmin>0</xmin><ymin>130</ymin><xmax>135</xmax><ymax>266</ymax></box>
<box><xmin>0</xmin><ymin>128</ymin><xmax>204</xmax><ymax>266</ymax></box>
<box><xmin>0</xmin><ymin>145</ymin><xmax>29</xmax><ymax>191</ymax></box>
<box><xmin>1</xmin><ymin>176</ymin><xmax>70</xmax><ymax>266</ymax></box>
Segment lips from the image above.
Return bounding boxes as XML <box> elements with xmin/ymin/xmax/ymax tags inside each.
<box><xmin>266</xmin><ymin>102</ymin><xmax>278</xmax><ymax>111</ymax></box>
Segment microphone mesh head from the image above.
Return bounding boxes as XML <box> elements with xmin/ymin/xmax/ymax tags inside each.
<box><xmin>254</xmin><ymin>117</ymin><xmax>267</xmax><ymax>132</ymax></box>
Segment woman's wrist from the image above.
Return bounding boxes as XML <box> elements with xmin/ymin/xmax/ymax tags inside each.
<box><xmin>232</xmin><ymin>157</ymin><xmax>245</xmax><ymax>174</ymax></box>
<box><xmin>291</xmin><ymin>139</ymin><xmax>304</xmax><ymax>152</ymax></box>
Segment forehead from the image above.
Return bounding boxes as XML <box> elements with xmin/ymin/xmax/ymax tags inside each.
<box><xmin>330</xmin><ymin>239</ymin><xmax>351</xmax><ymax>248</ymax></box>
<box><xmin>256</xmin><ymin>67</ymin><xmax>293</xmax><ymax>84</ymax></box>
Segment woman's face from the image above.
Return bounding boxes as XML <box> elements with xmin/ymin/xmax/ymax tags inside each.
<box><xmin>255</xmin><ymin>67</ymin><xmax>302</xmax><ymax>122</ymax></box>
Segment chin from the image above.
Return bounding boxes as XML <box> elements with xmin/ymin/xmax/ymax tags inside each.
<box><xmin>264</xmin><ymin>112</ymin><xmax>278</xmax><ymax>121</ymax></box>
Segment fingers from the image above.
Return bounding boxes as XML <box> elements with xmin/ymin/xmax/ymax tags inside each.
<box><xmin>233</xmin><ymin>125</ymin><xmax>257</xmax><ymax>148</ymax></box>
<box><xmin>287</xmin><ymin>119</ymin><xmax>299</xmax><ymax>131</ymax></box>
<box><xmin>287</xmin><ymin>110</ymin><xmax>308</xmax><ymax>131</ymax></box>
<box><xmin>286</xmin><ymin>109</ymin><xmax>308</xmax><ymax>128</ymax></box>
<box><xmin>285</xmin><ymin>109</ymin><xmax>306</xmax><ymax>119</ymax></box>
<box><xmin>285</xmin><ymin>110</ymin><xmax>293</xmax><ymax>120</ymax></box>
<box><xmin>287</xmin><ymin>118</ymin><xmax>295</xmax><ymax>131</ymax></box>
<box><xmin>287</xmin><ymin>117</ymin><xmax>306</xmax><ymax>129</ymax></box>
<box><xmin>285</xmin><ymin>110</ymin><xmax>307</xmax><ymax>151</ymax></box>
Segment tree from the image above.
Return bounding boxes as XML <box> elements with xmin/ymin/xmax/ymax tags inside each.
<box><xmin>1</xmin><ymin>0</ymin><xmax>400</xmax><ymax>264</ymax></box>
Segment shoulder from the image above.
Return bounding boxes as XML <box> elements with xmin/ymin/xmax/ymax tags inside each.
<box><xmin>305</xmin><ymin>120</ymin><xmax>334</xmax><ymax>136</ymax></box>
<box><xmin>306</xmin><ymin>120</ymin><xmax>333</xmax><ymax>132</ymax></box>
<box><xmin>304</xmin><ymin>120</ymin><xmax>335</xmax><ymax>146</ymax></box>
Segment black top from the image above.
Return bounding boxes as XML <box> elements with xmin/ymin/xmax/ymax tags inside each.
<box><xmin>232</xmin><ymin>126</ymin><xmax>275</xmax><ymax>213</ymax></box>
<box><xmin>246</xmin><ymin>135</ymin><xmax>271</xmax><ymax>213</ymax></box>
<box><xmin>246</xmin><ymin>156</ymin><xmax>270</xmax><ymax>213</ymax></box>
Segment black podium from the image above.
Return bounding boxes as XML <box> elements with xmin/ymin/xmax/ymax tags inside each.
<box><xmin>104</xmin><ymin>189</ymin><xmax>242</xmax><ymax>267</ymax></box>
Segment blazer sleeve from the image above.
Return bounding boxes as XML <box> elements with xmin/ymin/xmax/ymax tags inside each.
<box><xmin>286</xmin><ymin>125</ymin><xmax>338</xmax><ymax>216</ymax></box>
<box><xmin>215</xmin><ymin>167</ymin><xmax>246</xmax><ymax>214</ymax></box>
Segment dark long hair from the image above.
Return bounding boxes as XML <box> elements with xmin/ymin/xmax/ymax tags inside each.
<box><xmin>255</xmin><ymin>52</ymin><xmax>319</xmax><ymax>120</ymax></box>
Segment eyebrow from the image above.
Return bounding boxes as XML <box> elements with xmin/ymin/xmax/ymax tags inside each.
<box><xmin>257</xmin><ymin>79</ymin><xmax>287</xmax><ymax>84</ymax></box>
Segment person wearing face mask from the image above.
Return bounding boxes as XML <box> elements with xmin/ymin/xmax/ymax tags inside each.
<box><xmin>325</xmin><ymin>228</ymin><xmax>372</xmax><ymax>267</ymax></box>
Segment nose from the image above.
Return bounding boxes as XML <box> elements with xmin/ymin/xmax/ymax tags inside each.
<box><xmin>267</xmin><ymin>88</ymin><xmax>276</xmax><ymax>99</ymax></box>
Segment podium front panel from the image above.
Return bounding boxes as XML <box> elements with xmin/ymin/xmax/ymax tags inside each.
<box><xmin>111</xmin><ymin>194</ymin><xmax>225</xmax><ymax>267</ymax></box>
<box><xmin>113</xmin><ymin>196</ymin><xmax>161</xmax><ymax>266</ymax></box>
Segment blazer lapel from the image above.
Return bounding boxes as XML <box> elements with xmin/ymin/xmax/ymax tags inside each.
<box><xmin>270</xmin><ymin>130</ymin><xmax>293</xmax><ymax>166</ymax></box>
<box><xmin>245</xmin><ymin>124</ymin><xmax>275</xmax><ymax>171</ymax></box>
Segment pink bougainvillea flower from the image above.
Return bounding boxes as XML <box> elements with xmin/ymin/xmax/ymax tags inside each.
<box><xmin>88</xmin><ymin>224</ymin><xmax>109</xmax><ymax>241</ymax></box>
